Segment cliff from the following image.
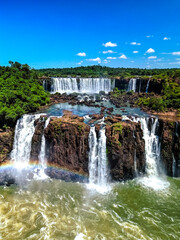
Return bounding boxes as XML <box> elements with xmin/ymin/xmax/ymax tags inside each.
<box><xmin>0</xmin><ymin>129</ymin><xmax>14</xmax><ymax>163</ymax></box>
<box><xmin>159</xmin><ymin>120</ymin><xmax>180</xmax><ymax>177</ymax></box>
<box><xmin>44</xmin><ymin>113</ymin><xmax>90</xmax><ymax>175</ymax></box>
<box><xmin>105</xmin><ymin>116</ymin><xmax>145</xmax><ymax>180</ymax></box>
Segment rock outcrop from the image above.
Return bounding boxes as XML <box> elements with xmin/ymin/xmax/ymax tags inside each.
<box><xmin>0</xmin><ymin>129</ymin><xmax>14</xmax><ymax>163</ymax></box>
<box><xmin>44</xmin><ymin>113</ymin><xmax>90</xmax><ymax>175</ymax></box>
<box><xmin>159</xmin><ymin>119</ymin><xmax>180</xmax><ymax>177</ymax></box>
<box><xmin>105</xmin><ymin>117</ymin><xmax>145</xmax><ymax>180</ymax></box>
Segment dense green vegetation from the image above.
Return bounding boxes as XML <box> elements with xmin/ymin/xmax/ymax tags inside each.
<box><xmin>0</xmin><ymin>62</ymin><xmax>49</xmax><ymax>128</ymax></box>
<box><xmin>36</xmin><ymin>65</ymin><xmax>180</xmax><ymax>78</ymax></box>
<box><xmin>137</xmin><ymin>76</ymin><xmax>180</xmax><ymax>112</ymax></box>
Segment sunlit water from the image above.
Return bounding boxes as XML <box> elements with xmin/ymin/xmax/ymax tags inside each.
<box><xmin>0</xmin><ymin>178</ymin><xmax>179</xmax><ymax>240</ymax></box>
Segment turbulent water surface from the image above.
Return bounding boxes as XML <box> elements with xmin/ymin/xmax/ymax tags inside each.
<box><xmin>0</xmin><ymin>178</ymin><xmax>180</xmax><ymax>240</ymax></box>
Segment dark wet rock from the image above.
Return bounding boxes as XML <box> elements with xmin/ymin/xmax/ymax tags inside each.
<box><xmin>44</xmin><ymin>115</ymin><xmax>90</xmax><ymax>176</ymax></box>
<box><xmin>0</xmin><ymin>169</ymin><xmax>15</xmax><ymax>186</ymax></box>
<box><xmin>159</xmin><ymin>120</ymin><xmax>180</xmax><ymax>177</ymax></box>
<box><xmin>105</xmin><ymin>120</ymin><xmax>145</xmax><ymax>180</ymax></box>
<box><xmin>0</xmin><ymin>129</ymin><xmax>14</xmax><ymax>163</ymax></box>
<box><xmin>45</xmin><ymin>168</ymin><xmax>88</xmax><ymax>183</ymax></box>
<box><xmin>30</xmin><ymin>117</ymin><xmax>45</xmax><ymax>161</ymax></box>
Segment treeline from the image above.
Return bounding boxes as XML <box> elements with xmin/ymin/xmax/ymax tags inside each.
<box><xmin>36</xmin><ymin>65</ymin><xmax>180</xmax><ymax>78</ymax></box>
<box><xmin>0</xmin><ymin>61</ymin><xmax>49</xmax><ymax>128</ymax></box>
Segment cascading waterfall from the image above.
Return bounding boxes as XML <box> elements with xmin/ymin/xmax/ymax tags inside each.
<box><xmin>139</xmin><ymin>118</ymin><xmax>160</xmax><ymax>176</ymax></box>
<box><xmin>11</xmin><ymin>114</ymin><xmax>41</xmax><ymax>168</ymax></box>
<box><xmin>45</xmin><ymin>77</ymin><xmax>115</xmax><ymax>94</ymax></box>
<box><xmin>127</xmin><ymin>78</ymin><xmax>137</xmax><ymax>92</ymax></box>
<box><xmin>138</xmin><ymin>79</ymin><xmax>141</xmax><ymax>93</ymax></box>
<box><xmin>172</xmin><ymin>154</ymin><xmax>176</xmax><ymax>178</ymax></box>
<box><xmin>88</xmin><ymin>126</ymin><xmax>98</xmax><ymax>184</ymax></box>
<box><xmin>146</xmin><ymin>79</ymin><xmax>150</xmax><ymax>93</ymax></box>
<box><xmin>38</xmin><ymin>117</ymin><xmax>50</xmax><ymax>170</ymax></box>
<box><xmin>134</xmin><ymin>117</ymin><xmax>169</xmax><ymax>189</ymax></box>
<box><xmin>88</xmin><ymin>123</ymin><xmax>109</xmax><ymax>190</ymax></box>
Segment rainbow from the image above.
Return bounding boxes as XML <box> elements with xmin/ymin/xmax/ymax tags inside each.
<box><xmin>0</xmin><ymin>160</ymin><xmax>88</xmax><ymax>179</ymax></box>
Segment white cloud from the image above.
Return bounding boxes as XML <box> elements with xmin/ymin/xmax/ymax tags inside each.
<box><xmin>163</xmin><ymin>37</ymin><xmax>171</xmax><ymax>40</ymax></box>
<box><xmin>172</xmin><ymin>51</ymin><xmax>180</xmax><ymax>55</ymax></box>
<box><xmin>176</xmin><ymin>58</ymin><xmax>180</xmax><ymax>60</ymax></box>
<box><xmin>87</xmin><ymin>57</ymin><xmax>101</xmax><ymax>63</ymax></box>
<box><xmin>107</xmin><ymin>57</ymin><xmax>116</xmax><ymax>59</ymax></box>
<box><xmin>169</xmin><ymin>61</ymin><xmax>180</xmax><ymax>65</ymax></box>
<box><xmin>77</xmin><ymin>52</ymin><xmax>86</xmax><ymax>57</ymax></box>
<box><xmin>102</xmin><ymin>50</ymin><xmax>116</xmax><ymax>54</ymax></box>
<box><xmin>146</xmin><ymin>35</ymin><xmax>154</xmax><ymax>38</ymax></box>
<box><xmin>103</xmin><ymin>59</ymin><xmax>110</xmax><ymax>63</ymax></box>
<box><xmin>77</xmin><ymin>61</ymin><xmax>83</xmax><ymax>65</ymax></box>
<box><xmin>103</xmin><ymin>41</ymin><xmax>117</xmax><ymax>47</ymax></box>
<box><xmin>148</xmin><ymin>56</ymin><xmax>157</xmax><ymax>59</ymax></box>
<box><xmin>130</xmin><ymin>61</ymin><xmax>135</xmax><ymax>63</ymax></box>
<box><xmin>119</xmin><ymin>54</ymin><xmax>127</xmax><ymax>59</ymax></box>
<box><xmin>133</xmin><ymin>51</ymin><xmax>139</xmax><ymax>53</ymax></box>
<box><xmin>146</xmin><ymin>48</ymin><xmax>155</xmax><ymax>53</ymax></box>
<box><xmin>130</xmin><ymin>42</ymin><xmax>141</xmax><ymax>45</ymax></box>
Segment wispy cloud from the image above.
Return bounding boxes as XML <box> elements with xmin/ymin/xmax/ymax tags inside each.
<box><xmin>119</xmin><ymin>54</ymin><xmax>127</xmax><ymax>59</ymax></box>
<box><xmin>146</xmin><ymin>35</ymin><xmax>154</xmax><ymax>38</ymax></box>
<box><xmin>148</xmin><ymin>56</ymin><xmax>157</xmax><ymax>59</ymax></box>
<box><xmin>163</xmin><ymin>37</ymin><xmax>171</xmax><ymax>40</ymax></box>
<box><xmin>146</xmin><ymin>48</ymin><xmax>155</xmax><ymax>53</ymax></box>
<box><xmin>87</xmin><ymin>57</ymin><xmax>101</xmax><ymax>63</ymax></box>
<box><xmin>77</xmin><ymin>52</ymin><xmax>86</xmax><ymax>57</ymax></box>
<box><xmin>107</xmin><ymin>57</ymin><xmax>116</xmax><ymax>59</ymax></box>
<box><xmin>169</xmin><ymin>61</ymin><xmax>180</xmax><ymax>65</ymax></box>
<box><xmin>172</xmin><ymin>51</ymin><xmax>180</xmax><ymax>55</ymax></box>
<box><xmin>130</xmin><ymin>42</ymin><xmax>141</xmax><ymax>45</ymax></box>
<box><xmin>102</xmin><ymin>50</ymin><xmax>116</xmax><ymax>54</ymax></box>
<box><xmin>77</xmin><ymin>61</ymin><xmax>83</xmax><ymax>65</ymax></box>
<box><xmin>103</xmin><ymin>59</ymin><xmax>110</xmax><ymax>63</ymax></box>
<box><xmin>133</xmin><ymin>51</ymin><xmax>139</xmax><ymax>53</ymax></box>
<box><xmin>103</xmin><ymin>41</ymin><xmax>117</xmax><ymax>47</ymax></box>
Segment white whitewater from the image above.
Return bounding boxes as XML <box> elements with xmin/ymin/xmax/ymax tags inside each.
<box><xmin>146</xmin><ymin>79</ymin><xmax>150</xmax><ymax>93</ymax></box>
<box><xmin>88</xmin><ymin>124</ymin><xmax>109</xmax><ymax>192</ymax></box>
<box><xmin>37</xmin><ymin>117</ymin><xmax>50</xmax><ymax>178</ymax></box>
<box><xmin>48</xmin><ymin>77</ymin><xmax>114</xmax><ymax>94</ymax></box>
<box><xmin>127</xmin><ymin>78</ymin><xmax>137</xmax><ymax>92</ymax></box>
<box><xmin>88</xmin><ymin>126</ymin><xmax>98</xmax><ymax>184</ymax></box>
<box><xmin>11</xmin><ymin>114</ymin><xmax>42</xmax><ymax>169</ymax></box>
<box><xmin>138</xmin><ymin>79</ymin><xmax>141</xmax><ymax>93</ymax></box>
<box><xmin>134</xmin><ymin>117</ymin><xmax>169</xmax><ymax>190</ymax></box>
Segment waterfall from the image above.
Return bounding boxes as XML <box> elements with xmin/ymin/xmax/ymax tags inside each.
<box><xmin>146</xmin><ymin>79</ymin><xmax>150</xmax><ymax>93</ymax></box>
<box><xmin>88</xmin><ymin>124</ymin><xmax>109</xmax><ymax>190</ymax></box>
<box><xmin>88</xmin><ymin>126</ymin><xmax>98</xmax><ymax>184</ymax></box>
<box><xmin>11</xmin><ymin>114</ymin><xmax>41</xmax><ymax>169</ymax></box>
<box><xmin>133</xmin><ymin>117</ymin><xmax>169</xmax><ymax>189</ymax></box>
<box><xmin>138</xmin><ymin>79</ymin><xmax>141</xmax><ymax>93</ymax></box>
<box><xmin>46</xmin><ymin>77</ymin><xmax>114</xmax><ymax>94</ymax></box>
<box><xmin>38</xmin><ymin>117</ymin><xmax>50</xmax><ymax>169</ymax></box>
<box><xmin>139</xmin><ymin>118</ymin><xmax>160</xmax><ymax>176</ymax></box>
<box><xmin>172</xmin><ymin>154</ymin><xmax>176</xmax><ymax>178</ymax></box>
<box><xmin>127</xmin><ymin>78</ymin><xmax>137</xmax><ymax>92</ymax></box>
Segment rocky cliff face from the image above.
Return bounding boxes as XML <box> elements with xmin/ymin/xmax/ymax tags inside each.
<box><xmin>44</xmin><ymin>113</ymin><xmax>90</xmax><ymax>175</ymax></box>
<box><xmin>30</xmin><ymin>117</ymin><xmax>46</xmax><ymax>162</ymax></box>
<box><xmin>105</xmin><ymin>116</ymin><xmax>145</xmax><ymax>180</ymax></box>
<box><xmin>0</xmin><ymin>112</ymin><xmax>179</xmax><ymax>182</ymax></box>
<box><xmin>114</xmin><ymin>78</ymin><xmax>162</xmax><ymax>94</ymax></box>
<box><xmin>0</xmin><ymin>130</ymin><xmax>14</xmax><ymax>163</ymax></box>
<box><xmin>159</xmin><ymin>119</ymin><xmax>180</xmax><ymax>177</ymax></box>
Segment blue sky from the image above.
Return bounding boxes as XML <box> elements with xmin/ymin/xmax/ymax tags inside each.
<box><xmin>0</xmin><ymin>0</ymin><xmax>180</xmax><ymax>69</ymax></box>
